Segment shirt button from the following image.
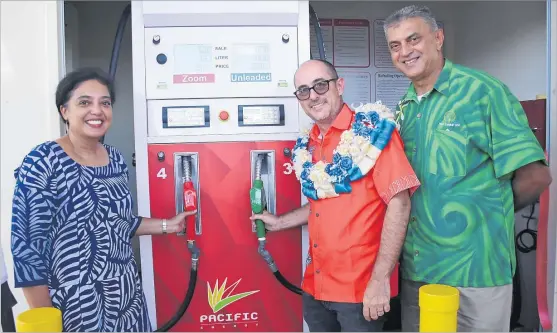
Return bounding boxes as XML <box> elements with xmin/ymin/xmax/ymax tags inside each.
<box><xmin>414</xmin><ymin>250</ymin><xmax>419</xmax><ymax>256</ymax></box>
<box><xmin>314</xmin><ymin>243</ymin><xmax>318</xmax><ymax>248</ymax></box>
<box><xmin>411</xmin><ymin>216</ymin><xmax>417</xmax><ymax>222</ymax></box>
<box><xmin>316</xmin><ymin>269</ymin><xmax>321</xmax><ymax>274</ymax></box>
<box><xmin>417</xmin><ymin>113</ymin><xmax>422</xmax><ymax>119</ymax></box>
<box><xmin>412</xmin><ymin>147</ymin><xmax>417</xmax><ymax>153</ymax></box>
<box><xmin>316</xmin><ymin>213</ymin><xmax>319</xmax><ymax>217</ymax></box>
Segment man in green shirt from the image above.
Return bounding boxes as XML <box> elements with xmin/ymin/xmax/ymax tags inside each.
<box><xmin>383</xmin><ymin>5</ymin><xmax>552</xmax><ymax>332</ymax></box>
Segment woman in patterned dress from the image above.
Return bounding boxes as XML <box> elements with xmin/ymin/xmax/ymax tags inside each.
<box><xmin>10</xmin><ymin>68</ymin><xmax>196</xmax><ymax>332</ymax></box>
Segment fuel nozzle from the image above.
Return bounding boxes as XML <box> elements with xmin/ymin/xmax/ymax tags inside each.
<box><xmin>250</xmin><ymin>154</ymin><xmax>267</xmax><ymax>240</ymax></box>
<box><xmin>181</xmin><ymin>156</ymin><xmax>197</xmax><ymax>240</ymax></box>
<box><xmin>187</xmin><ymin>240</ymin><xmax>200</xmax><ymax>271</ymax></box>
<box><xmin>258</xmin><ymin>239</ymin><xmax>277</xmax><ymax>272</ymax></box>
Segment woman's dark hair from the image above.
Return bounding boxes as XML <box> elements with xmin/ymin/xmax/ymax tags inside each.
<box><xmin>55</xmin><ymin>67</ymin><xmax>116</xmax><ymax>123</ymax></box>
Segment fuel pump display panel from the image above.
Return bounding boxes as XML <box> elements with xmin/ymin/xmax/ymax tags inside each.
<box><xmin>144</xmin><ymin>26</ymin><xmax>298</xmax><ymax>100</ymax></box>
<box><xmin>238</xmin><ymin>104</ymin><xmax>285</xmax><ymax>126</ymax></box>
<box><xmin>147</xmin><ymin>98</ymin><xmax>299</xmax><ymax>139</ymax></box>
<box><xmin>162</xmin><ymin>105</ymin><xmax>210</xmax><ymax>128</ymax></box>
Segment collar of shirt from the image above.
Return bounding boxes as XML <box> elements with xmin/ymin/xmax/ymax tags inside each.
<box><xmin>400</xmin><ymin>58</ymin><xmax>453</xmax><ymax>104</ymax></box>
<box><xmin>309</xmin><ymin>103</ymin><xmax>354</xmax><ymax>142</ymax></box>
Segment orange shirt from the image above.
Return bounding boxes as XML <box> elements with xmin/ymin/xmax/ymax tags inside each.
<box><xmin>301</xmin><ymin>104</ymin><xmax>420</xmax><ymax>303</ymax></box>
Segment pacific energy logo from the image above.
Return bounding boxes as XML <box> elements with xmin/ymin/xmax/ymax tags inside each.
<box><xmin>207</xmin><ymin>278</ymin><xmax>259</xmax><ymax>313</ymax></box>
<box><xmin>200</xmin><ymin>278</ymin><xmax>260</xmax><ymax>327</ymax></box>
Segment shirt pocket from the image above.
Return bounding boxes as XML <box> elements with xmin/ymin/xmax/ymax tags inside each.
<box><xmin>428</xmin><ymin>128</ymin><xmax>468</xmax><ymax>177</ymax></box>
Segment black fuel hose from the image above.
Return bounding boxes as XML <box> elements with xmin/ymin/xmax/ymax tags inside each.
<box><xmin>309</xmin><ymin>4</ymin><xmax>326</xmax><ymax>60</ymax></box>
<box><xmin>102</xmin><ymin>3</ymin><xmax>131</xmax><ymax>144</ymax></box>
<box><xmin>516</xmin><ymin>201</ymin><xmax>538</xmax><ymax>253</ymax></box>
<box><xmin>273</xmin><ymin>271</ymin><xmax>303</xmax><ymax>295</ymax></box>
<box><xmin>109</xmin><ymin>4</ymin><xmax>131</xmax><ymax>81</ymax></box>
<box><xmin>258</xmin><ymin>239</ymin><xmax>302</xmax><ymax>295</ymax></box>
<box><xmin>155</xmin><ymin>267</ymin><xmax>198</xmax><ymax>332</ymax></box>
<box><xmin>155</xmin><ymin>242</ymin><xmax>200</xmax><ymax>332</ymax></box>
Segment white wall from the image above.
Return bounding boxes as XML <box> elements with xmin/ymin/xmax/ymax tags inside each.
<box><xmin>308</xmin><ymin>1</ymin><xmax>546</xmax><ymax>329</ymax></box>
<box><xmin>0</xmin><ymin>0</ymin><xmax>64</xmax><ymax>326</ymax></box>
<box><xmin>452</xmin><ymin>1</ymin><xmax>547</xmax><ymax>101</ymax></box>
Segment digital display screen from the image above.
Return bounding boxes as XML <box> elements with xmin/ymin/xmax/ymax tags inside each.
<box><xmin>163</xmin><ymin>106</ymin><xmax>209</xmax><ymax>128</ymax></box>
<box><xmin>173</xmin><ymin>44</ymin><xmax>213</xmax><ymax>73</ymax></box>
<box><xmin>238</xmin><ymin>105</ymin><xmax>285</xmax><ymax>127</ymax></box>
<box><xmin>242</xmin><ymin>106</ymin><xmax>280</xmax><ymax>125</ymax></box>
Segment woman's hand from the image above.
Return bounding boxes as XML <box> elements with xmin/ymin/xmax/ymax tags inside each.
<box><xmin>134</xmin><ymin>210</ymin><xmax>198</xmax><ymax>236</ymax></box>
<box><xmin>165</xmin><ymin>210</ymin><xmax>197</xmax><ymax>234</ymax></box>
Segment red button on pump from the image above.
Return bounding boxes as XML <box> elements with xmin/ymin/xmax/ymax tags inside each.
<box><xmin>219</xmin><ymin>110</ymin><xmax>229</xmax><ymax>121</ymax></box>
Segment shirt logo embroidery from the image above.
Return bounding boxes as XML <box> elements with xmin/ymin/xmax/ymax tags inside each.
<box><xmin>438</xmin><ymin>110</ymin><xmax>461</xmax><ymax>129</ymax></box>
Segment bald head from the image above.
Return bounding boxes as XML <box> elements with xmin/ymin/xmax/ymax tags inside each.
<box><xmin>294</xmin><ymin>59</ymin><xmax>338</xmax><ymax>87</ymax></box>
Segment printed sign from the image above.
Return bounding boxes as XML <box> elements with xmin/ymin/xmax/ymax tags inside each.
<box><xmin>199</xmin><ymin>278</ymin><xmax>260</xmax><ymax>328</ymax></box>
<box><xmin>230</xmin><ymin>73</ymin><xmax>272</xmax><ymax>83</ymax></box>
<box><xmin>173</xmin><ymin>74</ymin><xmax>216</xmax><ymax>84</ymax></box>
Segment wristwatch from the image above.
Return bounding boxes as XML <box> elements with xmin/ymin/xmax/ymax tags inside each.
<box><xmin>162</xmin><ymin>219</ymin><xmax>167</xmax><ymax>234</ymax></box>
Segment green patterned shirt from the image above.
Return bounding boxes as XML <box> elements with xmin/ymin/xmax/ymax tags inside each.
<box><xmin>397</xmin><ymin>59</ymin><xmax>547</xmax><ymax>287</ymax></box>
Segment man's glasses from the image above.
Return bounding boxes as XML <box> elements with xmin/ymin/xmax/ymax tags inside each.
<box><xmin>294</xmin><ymin>78</ymin><xmax>338</xmax><ymax>101</ymax></box>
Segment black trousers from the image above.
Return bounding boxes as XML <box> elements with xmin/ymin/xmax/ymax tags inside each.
<box><xmin>303</xmin><ymin>292</ymin><xmax>385</xmax><ymax>332</ymax></box>
<box><xmin>1</xmin><ymin>282</ymin><xmax>17</xmax><ymax>332</ymax></box>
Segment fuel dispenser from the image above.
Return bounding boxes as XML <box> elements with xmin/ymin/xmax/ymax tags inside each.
<box><xmin>131</xmin><ymin>1</ymin><xmax>311</xmax><ymax>331</ymax></box>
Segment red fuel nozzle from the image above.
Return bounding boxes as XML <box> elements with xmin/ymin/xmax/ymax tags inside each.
<box><xmin>183</xmin><ymin>181</ymin><xmax>197</xmax><ymax>240</ymax></box>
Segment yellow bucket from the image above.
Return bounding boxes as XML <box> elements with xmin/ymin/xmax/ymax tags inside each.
<box><xmin>16</xmin><ymin>307</ymin><xmax>63</xmax><ymax>332</ymax></box>
<box><xmin>419</xmin><ymin>284</ymin><xmax>460</xmax><ymax>332</ymax></box>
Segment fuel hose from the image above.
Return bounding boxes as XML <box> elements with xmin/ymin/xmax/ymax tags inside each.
<box><xmin>309</xmin><ymin>4</ymin><xmax>326</xmax><ymax>60</ymax></box>
<box><xmin>155</xmin><ymin>241</ymin><xmax>200</xmax><ymax>332</ymax></box>
<box><xmin>251</xmin><ymin>155</ymin><xmax>302</xmax><ymax>296</ymax></box>
<box><xmin>102</xmin><ymin>3</ymin><xmax>132</xmax><ymax>144</ymax></box>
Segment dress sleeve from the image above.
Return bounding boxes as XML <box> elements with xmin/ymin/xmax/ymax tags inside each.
<box><xmin>11</xmin><ymin>146</ymin><xmax>56</xmax><ymax>288</ymax></box>
<box><xmin>116</xmin><ymin>148</ymin><xmax>143</xmax><ymax>239</ymax></box>
<box><xmin>372</xmin><ymin>130</ymin><xmax>421</xmax><ymax>204</ymax></box>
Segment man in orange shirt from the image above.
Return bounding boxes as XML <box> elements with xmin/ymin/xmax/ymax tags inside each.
<box><xmin>251</xmin><ymin>59</ymin><xmax>420</xmax><ymax>331</ymax></box>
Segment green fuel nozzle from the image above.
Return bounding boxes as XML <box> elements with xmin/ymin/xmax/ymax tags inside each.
<box><xmin>250</xmin><ymin>155</ymin><xmax>267</xmax><ymax>239</ymax></box>
<box><xmin>250</xmin><ymin>179</ymin><xmax>267</xmax><ymax>239</ymax></box>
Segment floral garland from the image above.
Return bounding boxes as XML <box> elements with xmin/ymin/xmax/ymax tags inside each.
<box><xmin>291</xmin><ymin>101</ymin><xmax>397</xmax><ymax>200</ymax></box>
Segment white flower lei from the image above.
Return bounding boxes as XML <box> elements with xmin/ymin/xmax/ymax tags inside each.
<box><xmin>291</xmin><ymin>101</ymin><xmax>397</xmax><ymax>200</ymax></box>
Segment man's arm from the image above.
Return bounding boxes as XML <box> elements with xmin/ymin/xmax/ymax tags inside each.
<box><xmin>512</xmin><ymin>161</ymin><xmax>552</xmax><ymax>211</ymax></box>
<box><xmin>369</xmin><ymin>130</ymin><xmax>420</xmax><ymax>280</ymax></box>
<box><xmin>371</xmin><ymin>190</ymin><xmax>411</xmax><ymax>280</ymax></box>
<box><xmin>277</xmin><ymin>203</ymin><xmax>311</xmax><ymax>230</ymax></box>
<box><xmin>251</xmin><ymin>203</ymin><xmax>310</xmax><ymax>232</ymax></box>
<box><xmin>485</xmin><ymin>84</ymin><xmax>551</xmax><ymax>210</ymax></box>
<box><xmin>363</xmin><ymin>129</ymin><xmax>419</xmax><ymax>321</ymax></box>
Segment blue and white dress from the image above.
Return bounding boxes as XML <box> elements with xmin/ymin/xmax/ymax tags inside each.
<box><xmin>11</xmin><ymin>141</ymin><xmax>152</xmax><ymax>332</ymax></box>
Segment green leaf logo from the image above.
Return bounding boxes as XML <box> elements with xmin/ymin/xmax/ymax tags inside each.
<box><xmin>207</xmin><ymin>278</ymin><xmax>259</xmax><ymax>313</ymax></box>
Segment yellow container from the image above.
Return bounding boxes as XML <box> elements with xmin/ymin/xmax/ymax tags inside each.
<box><xmin>16</xmin><ymin>307</ymin><xmax>63</xmax><ymax>332</ymax></box>
<box><xmin>419</xmin><ymin>284</ymin><xmax>460</xmax><ymax>332</ymax></box>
